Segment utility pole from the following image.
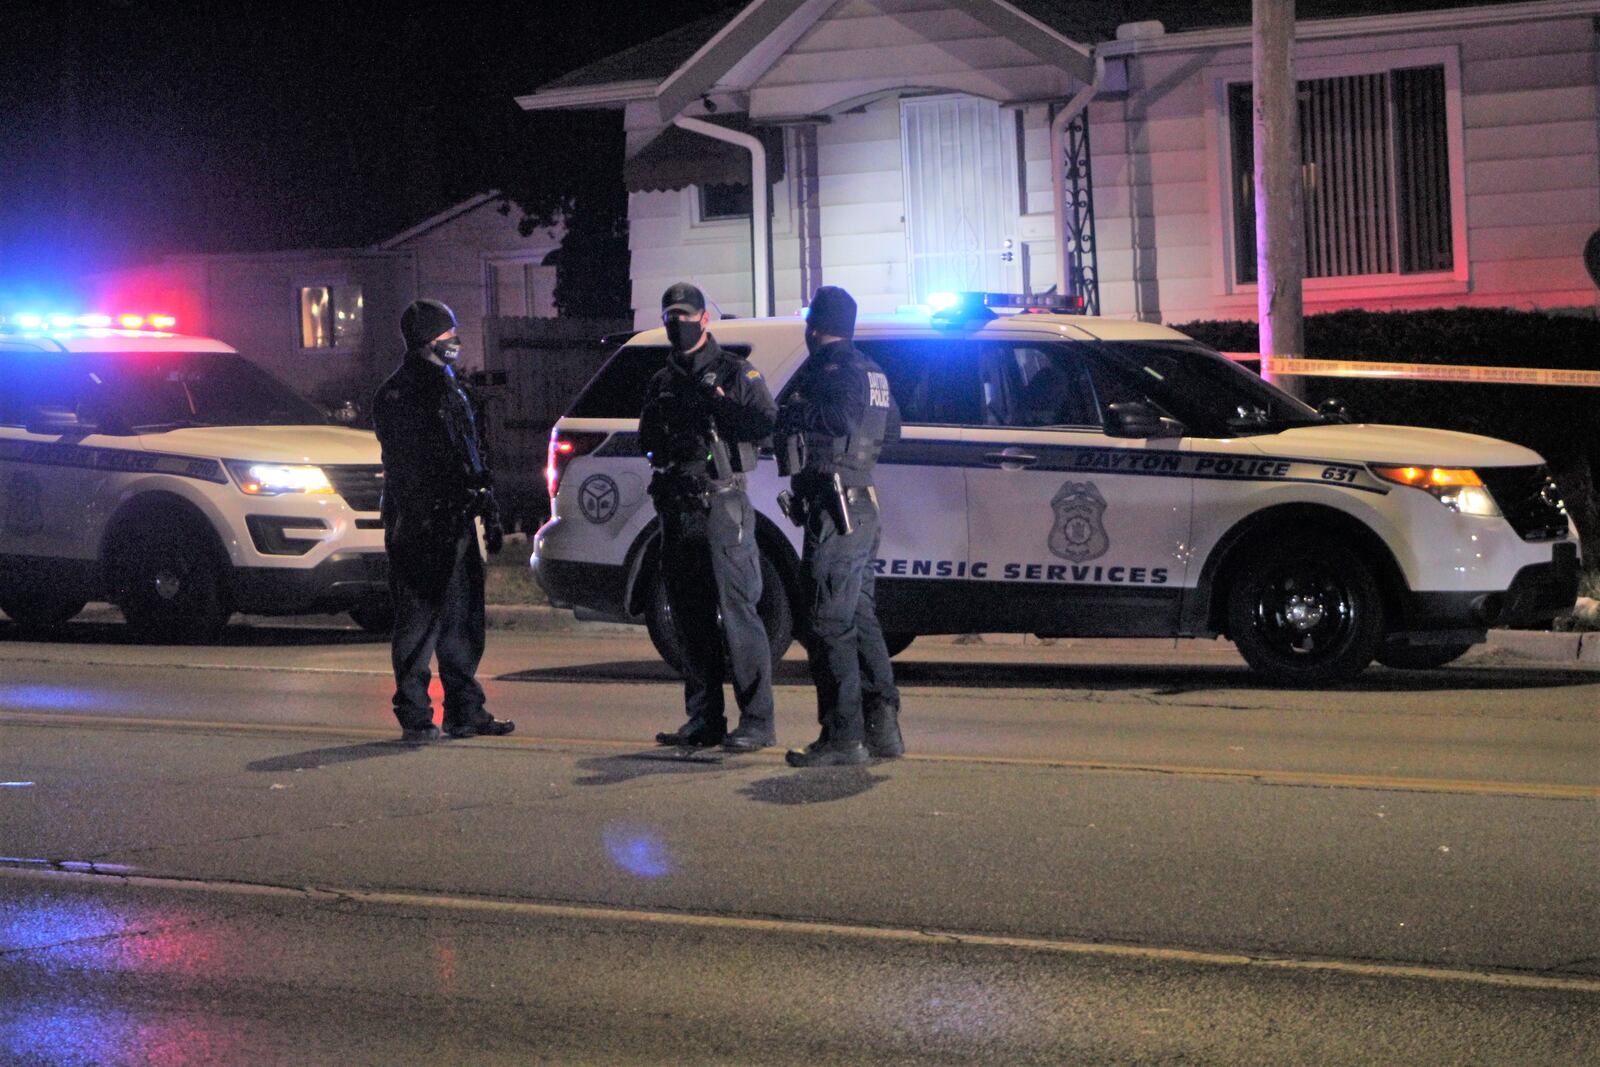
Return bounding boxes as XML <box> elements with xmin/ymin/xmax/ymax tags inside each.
<box><xmin>1253</xmin><ymin>0</ymin><xmax>1305</xmax><ymax>399</ymax></box>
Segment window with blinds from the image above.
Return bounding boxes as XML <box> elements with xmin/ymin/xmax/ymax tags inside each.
<box><xmin>1229</xmin><ymin>64</ymin><xmax>1453</xmax><ymax>284</ymax></box>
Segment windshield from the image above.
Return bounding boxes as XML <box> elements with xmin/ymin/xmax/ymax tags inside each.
<box><xmin>2</xmin><ymin>351</ymin><xmax>330</xmax><ymax>431</ymax></box>
<box><xmin>1089</xmin><ymin>341</ymin><xmax>1321</xmax><ymax>437</ymax></box>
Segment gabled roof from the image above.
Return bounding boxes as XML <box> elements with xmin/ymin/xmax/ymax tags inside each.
<box><xmin>541</xmin><ymin>12</ymin><xmax>738</xmax><ymax>92</ymax></box>
<box><xmin>378</xmin><ymin>191</ymin><xmax>510</xmax><ymax>250</ymax></box>
<box><xmin>529</xmin><ymin>0</ymin><xmax>1551</xmax><ymax>103</ymax></box>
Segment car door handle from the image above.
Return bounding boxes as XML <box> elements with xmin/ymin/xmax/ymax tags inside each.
<box><xmin>983</xmin><ymin>449</ymin><xmax>1039</xmax><ymax>468</ymax></box>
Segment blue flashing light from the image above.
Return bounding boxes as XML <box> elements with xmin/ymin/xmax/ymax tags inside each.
<box><xmin>927</xmin><ymin>291</ymin><xmax>1087</xmax><ymax>327</ymax></box>
<box><xmin>12</xmin><ymin>313</ymin><xmax>43</xmax><ymax>329</ymax></box>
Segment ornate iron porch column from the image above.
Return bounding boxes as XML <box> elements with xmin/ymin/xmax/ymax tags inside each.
<box><xmin>1062</xmin><ymin>110</ymin><xmax>1101</xmax><ymax>316</ymax></box>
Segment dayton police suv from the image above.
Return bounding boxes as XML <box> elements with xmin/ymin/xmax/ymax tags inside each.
<box><xmin>0</xmin><ymin>315</ymin><xmax>388</xmax><ymax>640</ymax></box>
<box><xmin>533</xmin><ymin>293</ymin><xmax>1579</xmax><ymax>684</ymax></box>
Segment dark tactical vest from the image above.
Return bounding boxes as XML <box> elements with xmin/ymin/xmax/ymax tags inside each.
<box><xmin>802</xmin><ymin>347</ymin><xmax>893</xmax><ymax>489</ymax></box>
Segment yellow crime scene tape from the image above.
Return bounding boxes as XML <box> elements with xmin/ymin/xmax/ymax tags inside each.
<box><xmin>1220</xmin><ymin>353</ymin><xmax>1600</xmax><ymax>387</ymax></box>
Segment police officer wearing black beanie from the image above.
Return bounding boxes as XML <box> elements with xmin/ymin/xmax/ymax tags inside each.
<box><xmin>372</xmin><ymin>298</ymin><xmax>514</xmax><ymax>743</ymax></box>
<box><xmin>777</xmin><ymin>285</ymin><xmax>903</xmax><ymax>766</ymax></box>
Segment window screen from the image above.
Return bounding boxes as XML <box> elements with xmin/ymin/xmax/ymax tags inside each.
<box><xmin>1230</xmin><ymin>64</ymin><xmax>1453</xmax><ymax>282</ymax></box>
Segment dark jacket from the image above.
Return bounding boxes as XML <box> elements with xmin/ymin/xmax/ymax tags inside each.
<box><xmin>777</xmin><ymin>339</ymin><xmax>901</xmax><ymax>489</ymax></box>
<box><xmin>372</xmin><ymin>350</ymin><xmax>491</xmax><ymax>542</ymax></box>
<box><xmin>638</xmin><ymin>335</ymin><xmax>776</xmax><ymax>485</ymax></box>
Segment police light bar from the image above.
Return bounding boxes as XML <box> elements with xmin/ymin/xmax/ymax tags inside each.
<box><xmin>926</xmin><ymin>291</ymin><xmax>1086</xmax><ymax>324</ymax></box>
<box><xmin>0</xmin><ymin>311</ymin><xmax>178</xmax><ymax>333</ymax></box>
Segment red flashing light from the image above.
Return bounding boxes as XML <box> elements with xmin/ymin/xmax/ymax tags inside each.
<box><xmin>546</xmin><ymin>429</ymin><xmax>606</xmax><ymax>502</ymax></box>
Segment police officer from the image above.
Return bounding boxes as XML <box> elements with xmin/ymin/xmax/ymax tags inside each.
<box><xmin>777</xmin><ymin>285</ymin><xmax>903</xmax><ymax>767</ymax></box>
<box><xmin>372</xmin><ymin>298</ymin><xmax>514</xmax><ymax>744</ymax></box>
<box><xmin>641</xmin><ymin>283</ymin><xmax>779</xmax><ymax>752</ymax></box>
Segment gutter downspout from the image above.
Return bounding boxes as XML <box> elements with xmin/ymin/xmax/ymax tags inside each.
<box><xmin>674</xmin><ymin>116</ymin><xmax>772</xmax><ymax>317</ymax></box>
<box><xmin>1050</xmin><ymin>53</ymin><xmax>1105</xmax><ymax>304</ymax></box>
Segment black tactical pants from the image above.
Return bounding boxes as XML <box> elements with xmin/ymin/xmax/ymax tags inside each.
<box><xmin>388</xmin><ymin>526</ymin><xmax>487</xmax><ymax>730</ymax></box>
<box><xmin>659</xmin><ymin>489</ymin><xmax>775</xmax><ymax>733</ymax></box>
<box><xmin>800</xmin><ymin>492</ymin><xmax>899</xmax><ymax>746</ymax></box>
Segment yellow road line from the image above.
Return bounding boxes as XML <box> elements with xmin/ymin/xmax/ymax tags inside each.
<box><xmin>2</xmin><ymin>711</ymin><xmax>1594</xmax><ymax>800</ymax></box>
<box><xmin>2</xmin><ymin>864</ymin><xmax>1596</xmax><ymax>995</ymax></box>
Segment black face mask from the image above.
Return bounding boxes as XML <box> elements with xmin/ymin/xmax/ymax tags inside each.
<box><xmin>804</xmin><ymin>327</ymin><xmax>824</xmax><ymax>356</ymax></box>
<box><xmin>431</xmin><ymin>338</ymin><xmax>462</xmax><ymax>364</ymax></box>
<box><xmin>665</xmin><ymin>318</ymin><xmax>703</xmax><ymax>352</ymax></box>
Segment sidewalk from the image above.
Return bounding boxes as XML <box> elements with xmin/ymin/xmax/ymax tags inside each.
<box><xmin>488</xmin><ymin>603</ymin><xmax>1600</xmax><ymax>666</ymax></box>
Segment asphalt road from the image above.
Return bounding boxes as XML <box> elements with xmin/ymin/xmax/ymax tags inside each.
<box><xmin>1</xmin><ymin>617</ymin><xmax>1596</xmax><ymax>1065</ymax></box>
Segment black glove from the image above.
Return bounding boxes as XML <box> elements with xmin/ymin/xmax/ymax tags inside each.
<box><xmin>483</xmin><ymin>516</ymin><xmax>505</xmax><ymax>556</ymax></box>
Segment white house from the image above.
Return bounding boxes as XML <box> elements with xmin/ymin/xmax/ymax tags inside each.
<box><xmin>517</xmin><ymin>0</ymin><xmax>1600</xmax><ymax>330</ymax></box>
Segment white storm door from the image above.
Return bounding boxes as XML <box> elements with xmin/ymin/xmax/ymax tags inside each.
<box><xmin>900</xmin><ymin>95</ymin><xmax>1022</xmax><ymax>302</ymax></box>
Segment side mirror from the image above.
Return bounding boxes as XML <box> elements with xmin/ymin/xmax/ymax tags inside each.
<box><xmin>1317</xmin><ymin>397</ymin><xmax>1352</xmax><ymax>423</ymax></box>
<box><xmin>25</xmin><ymin>408</ymin><xmax>96</xmax><ymax>436</ymax></box>
<box><xmin>1106</xmin><ymin>401</ymin><xmax>1183</xmax><ymax>439</ymax></box>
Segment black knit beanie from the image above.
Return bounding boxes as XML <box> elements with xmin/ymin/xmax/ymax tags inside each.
<box><xmin>807</xmin><ymin>286</ymin><xmax>857</xmax><ymax>339</ymax></box>
<box><xmin>400</xmin><ymin>299</ymin><xmax>458</xmax><ymax>349</ymax></box>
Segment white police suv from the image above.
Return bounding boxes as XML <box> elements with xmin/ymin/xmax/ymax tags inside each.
<box><xmin>0</xmin><ymin>315</ymin><xmax>389</xmax><ymax>640</ymax></box>
<box><xmin>533</xmin><ymin>293</ymin><xmax>1579</xmax><ymax>684</ymax></box>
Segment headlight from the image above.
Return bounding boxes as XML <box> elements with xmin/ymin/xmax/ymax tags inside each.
<box><xmin>1372</xmin><ymin>465</ymin><xmax>1500</xmax><ymax>516</ymax></box>
<box><xmin>225</xmin><ymin>460</ymin><xmax>335</xmax><ymax>496</ymax></box>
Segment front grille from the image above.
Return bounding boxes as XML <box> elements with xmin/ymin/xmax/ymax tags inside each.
<box><xmin>1479</xmin><ymin>465</ymin><xmax>1568</xmax><ymax>541</ymax></box>
<box><xmin>325</xmin><ymin>464</ymin><xmax>384</xmax><ymax>513</ymax></box>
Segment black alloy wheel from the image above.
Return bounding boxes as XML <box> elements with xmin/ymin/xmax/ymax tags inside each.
<box><xmin>110</xmin><ymin>515</ymin><xmax>231</xmax><ymax>643</ymax></box>
<box><xmin>348</xmin><ymin>599</ymin><xmax>395</xmax><ymax>635</ymax></box>
<box><xmin>1227</xmin><ymin>539</ymin><xmax>1384</xmax><ymax>685</ymax></box>
<box><xmin>0</xmin><ymin>592</ymin><xmax>87</xmax><ymax>628</ymax></box>
<box><xmin>881</xmin><ymin>631</ymin><xmax>916</xmax><ymax>657</ymax></box>
<box><xmin>644</xmin><ymin>553</ymin><xmax>794</xmax><ymax>675</ymax></box>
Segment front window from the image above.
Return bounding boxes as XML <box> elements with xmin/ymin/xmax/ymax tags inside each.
<box><xmin>2</xmin><ymin>351</ymin><xmax>330</xmax><ymax>431</ymax></box>
<box><xmin>1087</xmin><ymin>341</ymin><xmax>1321</xmax><ymax>438</ymax></box>
<box><xmin>299</xmin><ymin>285</ymin><xmax>364</xmax><ymax>349</ymax></box>
<box><xmin>698</xmin><ymin>182</ymin><xmax>753</xmax><ymax>221</ymax></box>
<box><xmin>1228</xmin><ymin>64</ymin><xmax>1454</xmax><ymax>283</ymax></box>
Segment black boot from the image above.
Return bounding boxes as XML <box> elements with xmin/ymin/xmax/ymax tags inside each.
<box><xmin>655</xmin><ymin>719</ymin><xmax>726</xmax><ymax>748</ymax></box>
<box><xmin>864</xmin><ymin>702</ymin><xmax>904</xmax><ymax>759</ymax></box>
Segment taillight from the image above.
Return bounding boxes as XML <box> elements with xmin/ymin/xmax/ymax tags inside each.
<box><xmin>546</xmin><ymin>429</ymin><xmax>607</xmax><ymax>501</ymax></box>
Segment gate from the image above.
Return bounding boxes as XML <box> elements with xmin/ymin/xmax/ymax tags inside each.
<box><xmin>472</xmin><ymin>315</ymin><xmax>631</xmax><ymax>530</ymax></box>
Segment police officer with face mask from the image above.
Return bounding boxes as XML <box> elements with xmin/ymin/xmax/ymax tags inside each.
<box><xmin>776</xmin><ymin>286</ymin><xmax>903</xmax><ymax>767</ymax></box>
<box><xmin>640</xmin><ymin>282</ymin><xmax>779</xmax><ymax>752</ymax></box>
<box><xmin>372</xmin><ymin>298</ymin><xmax>514</xmax><ymax>744</ymax></box>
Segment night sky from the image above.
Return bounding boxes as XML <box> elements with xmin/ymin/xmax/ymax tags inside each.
<box><xmin>0</xmin><ymin>0</ymin><xmax>715</xmax><ymax>306</ymax></box>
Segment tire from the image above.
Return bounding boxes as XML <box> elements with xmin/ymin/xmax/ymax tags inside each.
<box><xmin>348</xmin><ymin>600</ymin><xmax>395</xmax><ymax>635</ymax></box>
<box><xmin>882</xmin><ymin>631</ymin><xmax>916</xmax><ymax>657</ymax></box>
<box><xmin>1375</xmin><ymin>642</ymin><xmax>1474</xmax><ymax>670</ymax></box>
<box><xmin>0</xmin><ymin>593</ymin><xmax>87</xmax><ymax>628</ymax></box>
<box><xmin>643</xmin><ymin>552</ymin><xmax>794</xmax><ymax>676</ymax></box>
<box><xmin>108</xmin><ymin>512</ymin><xmax>231</xmax><ymax>643</ymax></box>
<box><xmin>1226</xmin><ymin>538</ymin><xmax>1385</xmax><ymax>686</ymax></box>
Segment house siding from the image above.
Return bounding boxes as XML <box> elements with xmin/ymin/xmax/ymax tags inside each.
<box><xmin>1094</xmin><ymin>13</ymin><xmax>1600</xmax><ymax>325</ymax></box>
<box><xmin>388</xmin><ymin>200</ymin><xmax>562</xmax><ymax>371</ymax></box>
<box><xmin>623</xmin><ymin>6</ymin><xmax>1598</xmax><ymax>330</ymax></box>
<box><xmin>749</xmin><ymin>0</ymin><xmax>1076</xmax><ymax>119</ymax></box>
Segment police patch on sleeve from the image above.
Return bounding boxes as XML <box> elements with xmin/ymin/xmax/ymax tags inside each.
<box><xmin>745</xmin><ymin>369</ymin><xmax>762</xmax><ymax>380</ymax></box>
